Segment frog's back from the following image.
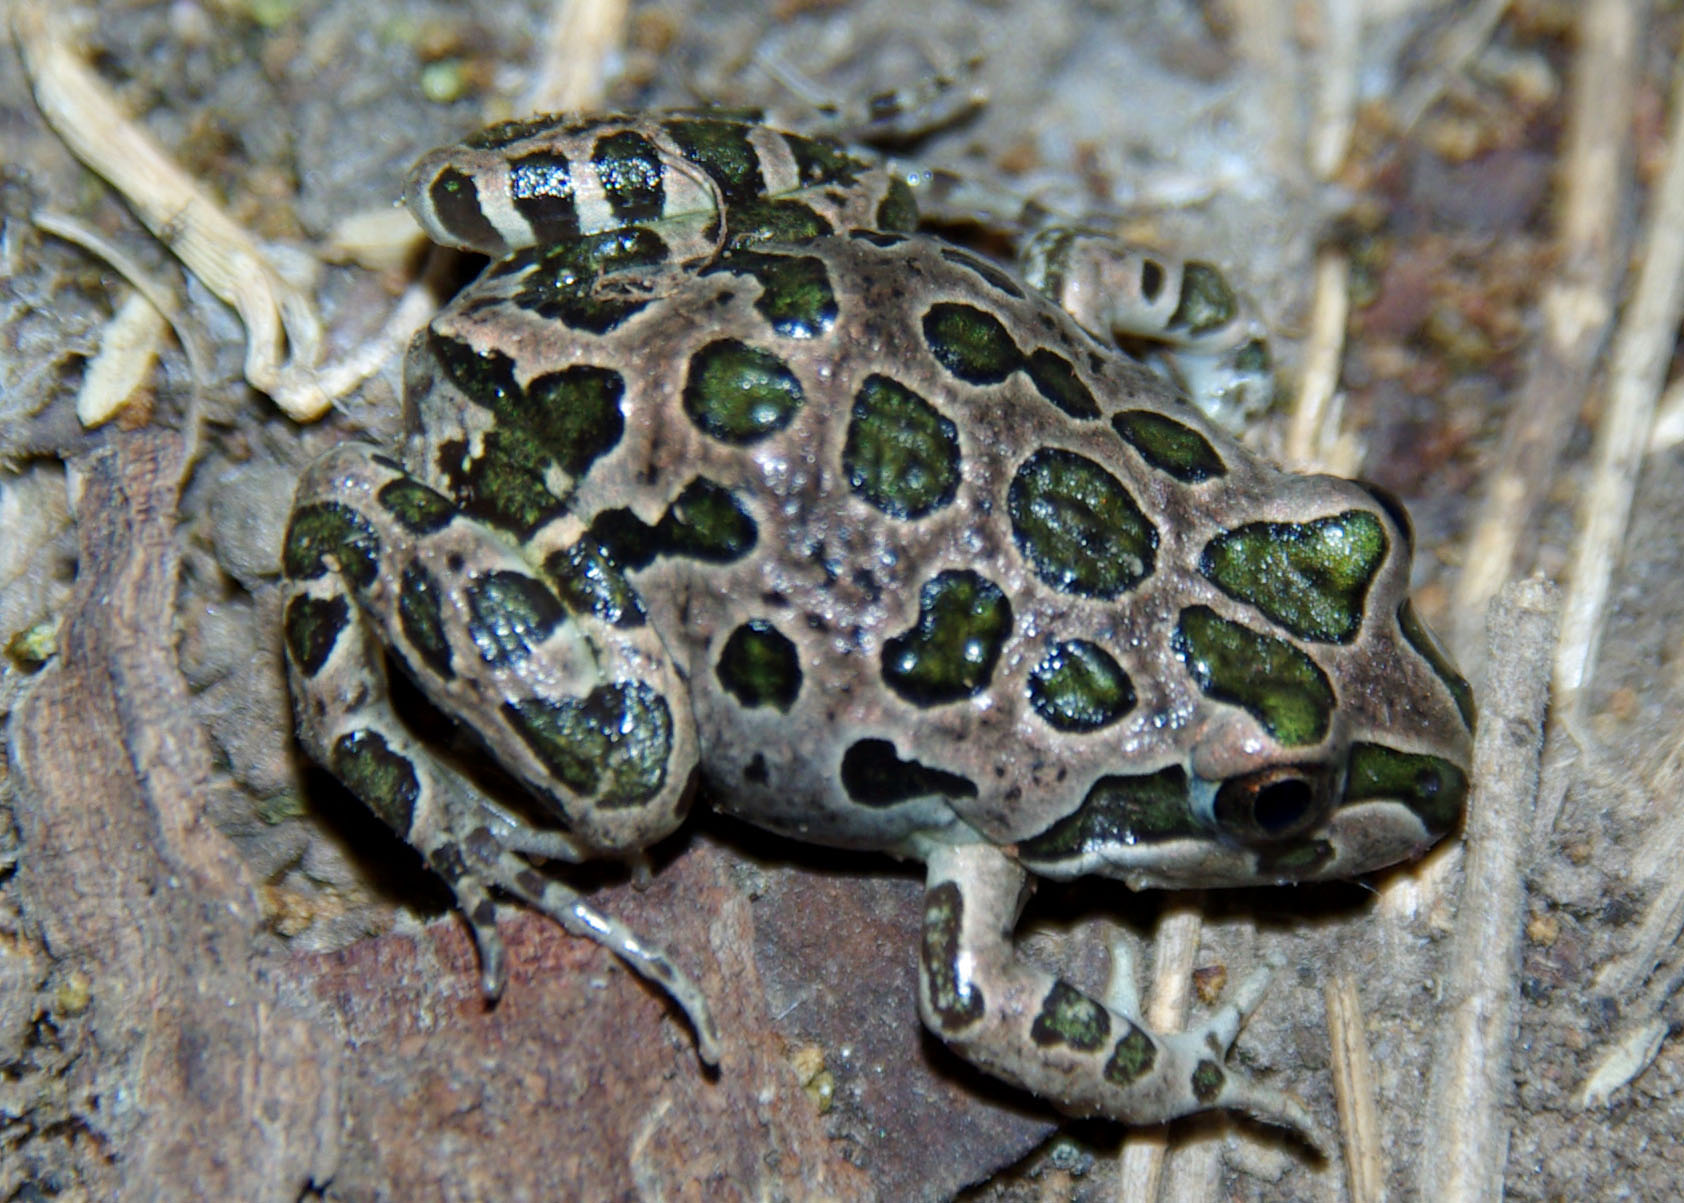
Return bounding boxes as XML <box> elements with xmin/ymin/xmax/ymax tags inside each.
<box><xmin>414</xmin><ymin>229</ymin><xmax>1471</xmax><ymax>875</ymax></box>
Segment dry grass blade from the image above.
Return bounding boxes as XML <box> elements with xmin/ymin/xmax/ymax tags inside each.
<box><xmin>1326</xmin><ymin>974</ymin><xmax>1385</xmax><ymax>1203</ymax></box>
<box><xmin>13</xmin><ymin>8</ymin><xmax>332</xmax><ymax>420</ymax></box>
<box><xmin>1554</xmin><ymin>33</ymin><xmax>1684</xmax><ymax>702</ymax></box>
<box><xmin>1450</xmin><ymin>0</ymin><xmax>1634</xmax><ymax>675</ymax></box>
<box><xmin>1310</xmin><ymin>0</ymin><xmax>1362</xmax><ymax>181</ymax></box>
<box><xmin>1579</xmin><ymin>1018</ymin><xmax>1670</xmax><ymax>1108</ymax></box>
<box><xmin>1286</xmin><ymin>248</ymin><xmax>1356</xmax><ymax>473</ymax></box>
<box><xmin>73</xmin><ymin>289</ymin><xmax>165</xmax><ymax>428</ymax></box>
<box><xmin>1596</xmin><ymin>832</ymin><xmax>1684</xmax><ymax>998</ymax></box>
<box><xmin>1390</xmin><ymin>0</ymin><xmax>1514</xmax><ymax>136</ymax></box>
<box><xmin>525</xmin><ymin>0</ymin><xmax>628</xmax><ymax>116</ymax></box>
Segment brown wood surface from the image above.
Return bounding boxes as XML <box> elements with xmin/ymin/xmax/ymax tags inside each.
<box><xmin>9</xmin><ymin>433</ymin><xmax>341</xmax><ymax>1200</ymax></box>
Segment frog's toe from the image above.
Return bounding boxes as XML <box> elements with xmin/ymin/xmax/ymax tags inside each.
<box><xmin>1197</xmin><ymin>960</ymin><xmax>1278</xmax><ymax>1055</ymax></box>
<box><xmin>493</xmin><ymin>850</ymin><xmax>722</xmax><ymax>1067</ymax></box>
<box><xmin>425</xmin><ymin>849</ymin><xmax>511</xmax><ymax>1000</ymax></box>
<box><xmin>1209</xmin><ymin>1068</ymin><xmax>1329</xmax><ymax>1155</ymax></box>
<box><xmin>465</xmin><ymin>897</ymin><xmax>508</xmax><ymax>1001</ymax></box>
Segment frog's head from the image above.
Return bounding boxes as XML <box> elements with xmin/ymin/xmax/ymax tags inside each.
<box><xmin>1017</xmin><ymin>478</ymin><xmax>1475</xmax><ymax>890</ymax></box>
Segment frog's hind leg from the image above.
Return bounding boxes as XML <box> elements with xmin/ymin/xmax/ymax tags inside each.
<box><xmin>752</xmin><ymin>49</ymin><xmax>986</xmax><ymax>144</ymax></box>
<box><xmin>282</xmin><ymin>550</ymin><xmax>521</xmax><ymax>1001</ymax></box>
<box><xmin>1018</xmin><ymin>227</ymin><xmax>1274</xmax><ymax>430</ymax></box>
<box><xmin>916</xmin><ymin>843</ymin><xmax>1325</xmax><ymax>1150</ymax></box>
<box><xmin>281</xmin><ymin>443</ymin><xmax>715</xmax><ymax>1060</ymax></box>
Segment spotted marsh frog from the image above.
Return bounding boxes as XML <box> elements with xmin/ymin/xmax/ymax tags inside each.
<box><xmin>281</xmin><ymin>111</ymin><xmax>1475</xmax><ymax>1143</ymax></box>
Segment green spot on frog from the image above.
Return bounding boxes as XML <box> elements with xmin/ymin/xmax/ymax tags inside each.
<box><xmin>875</xmin><ymin>176</ymin><xmax>919</xmax><ymax>233</ymax></box>
<box><xmin>707</xmin><ymin>249</ymin><xmax>837</xmax><ymax>339</ymax></box>
<box><xmin>436</xmin><ymin>431</ymin><xmax>565</xmax><ymax>539</ymax></box>
<box><xmin>524</xmin><ymin>366</ymin><xmax>629</xmax><ymax>472</ymax></box>
<box><xmin>1398</xmin><ymin>599</ymin><xmax>1476</xmax><ymax>732</ymax></box>
<box><xmin>283</xmin><ymin>501</ymin><xmax>381</xmax><ymax>589</ymax></box>
<box><xmin>427</xmin><ymin>166</ymin><xmax>505</xmax><ymax>256</ymax></box>
<box><xmin>683</xmin><ymin>339</ymin><xmax>806</xmax><ymax>444</ymax></box>
<box><xmin>921</xmin><ymin>881</ymin><xmax>985</xmax><ymax>1030</ymax></box>
<box><xmin>716</xmin><ymin>620</ymin><xmax>802</xmax><ymax>711</ymax></box>
<box><xmin>724</xmin><ymin>198</ymin><xmax>834</xmax><ymax>248</ymax></box>
<box><xmin>1031</xmin><ymin>981</ymin><xmax>1111</xmax><ymax>1051</ymax></box>
<box><xmin>428</xmin><ymin>333</ymin><xmax>624</xmax><ymax>535</ymax></box>
<box><xmin>508</xmin><ymin>148</ymin><xmax>580</xmax><ymax>241</ymax></box>
<box><xmin>283</xmin><ymin>593</ymin><xmax>349</xmax><ymax>678</ymax></box>
<box><xmin>923</xmin><ymin>301</ymin><xmax>1023</xmax><ymax>383</ymax></box>
<box><xmin>786</xmin><ymin>133</ymin><xmax>867</xmax><ymax>189</ymax></box>
<box><xmin>331</xmin><ymin>729</ymin><xmax>418</xmax><ymax>832</ymax></box>
<box><xmin>665</xmin><ymin>118</ymin><xmax>764</xmax><ymax>203</ymax></box>
<box><xmin>1110</xmin><ymin>409</ymin><xmax>1227</xmax><ymax>483</ymax></box>
<box><xmin>399</xmin><ymin>562</ymin><xmax>454</xmax><ymax>678</ymax></box>
<box><xmin>839</xmin><ymin>738</ymin><xmax>978</xmax><ymax>806</ymax></box>
<box><xmin>591</xmin><ymin>129</ymin><xmax>665</xmax><ymax>221</ymax></box>
<box><xmin>843</xmin><ymin>374</ymin><xmax>960</xmax><ymax>519</ymax></box>
<box><xmin>465</xmin><ymin>571</ymin><xmax>565</xmax><ymax>667</ymax></box>
<box><xmin>463</xmin><ymin>115</ymin><xmax>562</xmax><ymax>150</ymax></box>
<box><xmin>881</xmin><ymin>570</ymin><xmax>1012</xmax><ymax>706</ymax></box>
<box><xmin>511</xmin><ymin>227</ymin><xmax>668</xmax><ymax>333</ymax></box>
<box><xmin>1234</xmin><ymin>338</ymin><xmax>1270</xmax><ymax>376</ymax></box>
<box><xmin>503</xmin><ymin>683</ymin><xmax>672</xmax><ymax>808</ymax></box>
<box><xmin>1024</xmin><ymin>348</ymin><xmax>1100</xmax><ymax>419</ymax></box>
<box><xmin>1018</xmin><ymin>767</ymin><xmax>1198</xmax><ymax>862</ymax></box>
<box><xmin>1343</xmin><ymin>742</ymin><xmax>1469</xmax><ymax>836</ymax></box>
<box><xmin>1255</xmin><ymin>838</ymin><xmax>1334</xmax><ymax>876</ymax></box>
<box><xmin>1103</xmin><ymin>1025</ymin><xmax>1157</xmax><ymax>1086</ymax></box>
<box><xmin>586</xmin><ymin>477</ymin><xmax>759</xmax><ymax>571</ymax></box>
<box><xmin>939</xmin><ymin>247</ymin><xmax>1025</xmax><ymax>298</ymax></box>
<box><xmin>377</xmin><ymin>477</ymin><xmax>456</xmax><ymax>535</ymax></box>
<box><xmin>655</xmin><ymin>478</ymin><xmax>759</xmax><ymax>560</ymax></box>
<box><xmin>1191</xmin><ymin>1059</ymin><xmax>1225</xmax><ymax>1103</ymax></box>
<box><xmin>1173</xmin><ymin>606</ymin><xmax>1333</xmax><ymax>746</ymax></box>
<box><xmin>1026</xmin><ymin>640</ymin><xmax>1136</xmax><ymax>732</ymax></box>
<box><xmin>1168</xmin><ymin>262</ymin><xmax>1237</xmax><ymax>335</ymax></box>
<box><xmin>1200</xmin><ymin>511</ymin><xmax>1387</xmax><ymax>643</ymax></box>
<box><xmin>1008</xmin><ymin>448</ymin><xmax>1158</xmax><ymax>599</ymax></box>
<box><xmin>545</xmin><ymin>542</ymin><xmax>648</xmax><ymax>627</ymax></box>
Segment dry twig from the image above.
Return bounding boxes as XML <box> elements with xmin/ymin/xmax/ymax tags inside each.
<box><xmin>1420</xmin><ymin>578</ymin><xmax>1559</xmax><ymax>1202</ymax></box>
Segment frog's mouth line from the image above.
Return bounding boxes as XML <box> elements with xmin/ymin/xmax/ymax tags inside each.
<box><xmin>1020</xmin><ymin>796</ymin><xmax>1446</xmax><ymax>891</ymax></box>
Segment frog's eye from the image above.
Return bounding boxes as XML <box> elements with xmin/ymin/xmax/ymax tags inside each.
<box><xmin>1212</xmin><ymin>763</ymin><xmax>1336</xmax><ymax>845</ymax></box>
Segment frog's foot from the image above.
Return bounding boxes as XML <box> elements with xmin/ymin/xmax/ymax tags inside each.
<box><xmin>918</xmin><ymin>843</ymin><xmax>1325</xmax><ymax>1151</ymax></box>
<box><xmin>1159</xmin><ymin>958</ymin><xmax>1326</xmax><ymax>1151</ymax></box>
<box><xmin>488</xmin><ymin>847</ymin><xmax>722</xmax><ymax>1066</ymax></box>
<box><xmin>415</xmin><ymin>804</ymin><xmax>721</xmax><ymax>1063</ymax></box>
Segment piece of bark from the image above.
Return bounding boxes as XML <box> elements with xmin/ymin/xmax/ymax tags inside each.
<box><xmin>293</xmin><ymin>841</ymin><xmax>877</xmax><ymax>1202</ymax></box>
<box><xmin>8</xmin><ymin>433</ymin><xmax>340</xmax><ymax>1200</ymax></box>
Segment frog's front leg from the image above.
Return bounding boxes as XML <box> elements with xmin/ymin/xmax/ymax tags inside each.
<box><xmin>282</xmin><ymin>444</ymin><xmax>718</xmax><ymax>1062</ymax></box>
<box><xmin>917</xmin><ymin>843</ymin><xmax>1321</xmax><ymax>1147</ymax></box>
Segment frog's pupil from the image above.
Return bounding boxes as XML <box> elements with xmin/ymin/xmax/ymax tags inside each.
<box><xmin>1253</xmin><ymin>777</ymin><xmax>1313</xmax><ymax>835</ymax></box>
